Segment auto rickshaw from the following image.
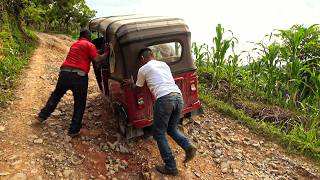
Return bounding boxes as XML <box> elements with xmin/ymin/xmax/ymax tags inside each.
<box><xmin>89</xmin><ymin>15</ymin><xmax>202</xmax><ymax>139</ymax></box>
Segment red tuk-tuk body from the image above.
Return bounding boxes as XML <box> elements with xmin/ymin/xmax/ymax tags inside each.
<box><xmin>89</xmin><ymin>15</ymin><xmax>201</xmax><ymax>138</ymax></box>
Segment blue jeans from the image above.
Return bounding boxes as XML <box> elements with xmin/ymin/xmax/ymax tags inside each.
<box><xmin>153</xmin><ymin>93</ymin><xmax>192</xmax><ymax>169</ymax></box>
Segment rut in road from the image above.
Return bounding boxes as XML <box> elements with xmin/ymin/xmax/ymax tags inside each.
<box><xmin>0</xmin><ymin>33</ymin><xmax>319</xmax><ymax>180</ymax></box>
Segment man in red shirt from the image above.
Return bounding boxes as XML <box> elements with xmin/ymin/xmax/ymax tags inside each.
<box><xmin>38</xmin><ymin>29</ymin><xmax>109</xmax><ymax>137</ymax></box>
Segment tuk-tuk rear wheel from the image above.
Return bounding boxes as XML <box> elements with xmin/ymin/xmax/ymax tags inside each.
<box><xmin>117</xmin><ymin>114</ymin><xmax>127</xmax><ymax>136</ymax></box>
<box><xmin>113</xmin><ymin>104</ymin><xmax>144</xmax><ymax>139</ymax></box>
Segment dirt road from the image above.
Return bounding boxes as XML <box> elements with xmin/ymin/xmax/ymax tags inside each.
<box><xmin>0</xmin><ymin>33</ymin><xmax>319</xmax><ymax>180</ymax></box>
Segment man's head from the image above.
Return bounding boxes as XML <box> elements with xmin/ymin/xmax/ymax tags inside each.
<box><xmin>79</xmin><ymin>29</ymin><xmax>92</xmax><ymax>41</ymax></box>
<box><xmin>138</xmin><ymin>47</ymin><xmax>154</xmax><ymax>64</ymax></box>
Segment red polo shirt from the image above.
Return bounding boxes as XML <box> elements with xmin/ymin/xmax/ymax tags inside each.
<box><xmin>61</xmin><ymin>38</ymin><xmax>97</xmax><ymax>74</ymax></box>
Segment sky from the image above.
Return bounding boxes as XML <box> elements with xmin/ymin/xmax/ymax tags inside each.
<box><xmin>86</xmin><ymin>0</ymin><xmax>320</xmax><ymax>49</ymax></box>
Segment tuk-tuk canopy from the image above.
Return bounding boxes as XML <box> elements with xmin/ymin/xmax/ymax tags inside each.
<box><xmin>89</xmin><ymin>15</ymin><xmax>195</xmax><ymax>78</ymax></box>
<box><xmin>89</xmin><ymin>15</ymin><xmax>190</xmax><ymax>44</ymax></box>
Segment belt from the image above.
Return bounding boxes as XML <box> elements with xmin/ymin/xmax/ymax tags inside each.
<box><xmin>168</xmin><ymin>92</ymin><xmax>180</xmax><ymax>96</ymax></box>
<box><xmin>60</xmin><ymin>66</ymin><xmax>87</xmax><ymax>76</ymax></box>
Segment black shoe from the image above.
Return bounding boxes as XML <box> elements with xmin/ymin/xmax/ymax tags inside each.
<box><xmin>36</xmin><ymin>116</ymin><xmax>46</xmax><ymax>123</ymax></box>
<box><xmin>67</xmin><ymin>131</ymin><xmax>80</xmax><ymax>138</ymax></box>
<box><xmin>184</xmin><ymin>145</ymin><xmax>197</xmax><ymax>163</ymax></box>
<box><xmin>155</xmin><ymin>165</ymin><xmax>178</xmax><ymax>176</ymax></box>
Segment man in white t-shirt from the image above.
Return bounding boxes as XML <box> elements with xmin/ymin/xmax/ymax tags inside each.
<box><xmin>125</xmin><ymin>48</ymin><xmax>196</xmax><ymax>175</ymax></box>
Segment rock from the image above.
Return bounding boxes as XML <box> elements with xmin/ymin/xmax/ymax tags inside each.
<box><xmin>33</xmin><ymin>138</ymin><xmax>43</xmax><ymax>144</ymax></box>
<box><xmin>233</xmin><ymin>169</ymin><xmax>239</xmax><ymax>173</ymax></box>
<box><xmin>216</xmin><ymin>131</ymin><xmax>223</xmax><ymax>138</ymax></box>
<box><xmin>0</xmin><ymin>172</ymin><xmax>11</xmax><ymax>176</ymax></box>
<box><xmin>28</xmin><ymin>135</ymin><xmax>38</xmax><ymax>141</ymax></box>
<box><xmin>93</xmin><ymin>111</ymin><xmax>101</xmax><ymax>117</ymax></box>
<box><xmin>100</xmin><ymin>143</ymin><xmax>109</xmax><ymax>151</ymax></box>
<box><xmin>97</xmin><ymin>175</ymin><xmax>106</xmax><ymax>180</ymax></box>
<box><xmin>49</xmin><ymin>131</ymin><xmax>57</xmax><ymax>137</ymax></box>
<box><xmin>142</xmin><ymin>172</ymin><xmax>151</xmax><ymax>179</ymax></box>
<box><xmin>150</xmin><ymin>172</ymin><xmax>156</xmax><ymax>180</ymax></box>
<box><xmin>214</xmin><ymin>158</ymin><xmax>221</xmax><ymax>164</ymax></box>
<box><xmin>269</xmin><ymin>162</ymin><xmax>279</xmax><ymax>170</ymax></box>
<box><xmin>31</xmin><ymin>169</ymin><xmax>38</xmax><ymax>174</ymax></box>
<box><xmin>221</xmin><ymin>161</ymin><xmax>230</xmax><ymax>173</ymax></box>
<box><xmin>220</xmin><ymin>127</ymin><xmax>228</xmax><ymax>131</ymax></box>
<box><xmin>9</xmin><ymin>173</ymin><xmax>27</xmax><ymax>180</ymax></box>
<box><xmin>223</xmin><ymin>138</ymin><xmax>232</xmax><ymax>144</ymax></box>
<box><xmin>107</xmin><ymin>142</ymin><xmax>116</xmax><ymax>150</ymax></box>
<box><xmin>51</xmin><ymin>110</ymin><xmax>62</xmax><ymax>116</ymax></box>
<box><xmin>9</xmin><ymin>155</ymin><xmax>19</xmax><ymax>161</ymax></box>
<box><xmin>12</xmin><ymin>160</ymin><xmax>22</xmax><ymax>166</ymax></box>
<box><xmin>119</xmin><ymin>144</ymin><xmax>129</xmax><ymax>153</ymax></box>
<box><xmin>55</xmin><ymin>154</ymin><xmax>66</xmax><ymax>162</ymax></box>
<box><xmin>63</xmin><ymin>169</ymin><xmax>74</xmax><ymax>177</ymax></box>
<box><xmin>122</xmin><ymin>160</ymin><xmax>128</xmax><ymax>168</ymax></box>
<box><xmin>0</xmin><ymin>126</ymin><xmax>5</xmax><ymax>132</ymax></box>
<box><xmin>71</xmin><ymin>156</ymin><xmax>83</xmax><ymax>165</ymax></box>
<box><xmin>88</xmin><ymin>107</ymin><xmax>94</xmax><ymax>112</ymax></box>
<box><xmin>252</xmin><ymin>143</ymin><xmax>261</xmax><ymax>149</ymax></box>
<box><xmin>215</xmin><ymin>143</ymin><xmax>223</xmax><ymax>149</ymax></box>
<box><xmin>182</xmin><ymin>118</ymin><xmax>190</xmax><ymax>125</ymax></box>
<box><xmin>214</xmin><ymin>149</ymin><xmax>222</xmax><ymax>157</ymax></box>
<box><xmin>64</xmin><ymin>136</ymin><xmax>72</xmax><ymax>143</ymax></box>
<box><xmin>193</xmin><ymin>171</ymin><xmax>201</xmax><ymax>178</ymax></box>
<box><xmin>230</xmin><ymin>138</ymin><xmax>240</xmax><ymax>144</ymax></box>
<box><xmin>108</xmin><ymin>170</ymin><xmax>115</xmax><ymax>175</ymax></box>
<box><xmin>230</xmin><ymin>161</ymin><xmax>241</xmax><ymax>171</ymax></box>
<box><xmin>57</xmin><ymin>171</ymin><xmax>63</xmax><ymax>177</ymax></box>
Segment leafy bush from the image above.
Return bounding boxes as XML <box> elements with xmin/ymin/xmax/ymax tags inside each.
<box><xmin>0</xmin><ymin>13</ymin><xmax>37</xmax><ymax>105</ymax></box>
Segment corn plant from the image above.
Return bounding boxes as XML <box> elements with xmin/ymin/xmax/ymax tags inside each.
<box><xmin>277</xmin><ymin>25</ymin><xmax>319</xmax><ymax>107</ymax></box>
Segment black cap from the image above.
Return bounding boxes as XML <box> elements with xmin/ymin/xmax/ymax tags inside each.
<box><xmin>79</xmin><ymin>28</ymin><xmax>92</xmax><ymax>38</ymax></box>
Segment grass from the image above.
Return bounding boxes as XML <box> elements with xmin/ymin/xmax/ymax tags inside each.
<box><xmin>0</xmin><ymin>22</ymin><xmax>38</xmax><ymax>105</ymax></box>
<box><xmin>199</xmin><ymin>85</ymin><xmax>320</xmax><ymax>161</ymax></box>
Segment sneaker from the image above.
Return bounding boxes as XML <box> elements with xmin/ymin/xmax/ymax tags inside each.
<box><xmin>155</xmin><ymin>165</ymin><xmax>178</xmax><ymax>176</ymax></box>
<box><xmin>36</xmin><ymin>115</ymin><xmax>46</xmax><ymax>123</ymax></box>
<box><xmin>67</xmin><ymin>131</ymin><xmax>80</xmax><ymax>138</ymax></box>
<box><xmin>184</xmin><ymin>145</ymin><xmax>197</xmax><ymax>163</ymax></box>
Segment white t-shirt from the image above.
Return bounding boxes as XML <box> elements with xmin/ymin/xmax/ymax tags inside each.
<box><xmin>136</xmin><ymin>60</ymin><xmax>181</xmax><ymax>99</ymax></box>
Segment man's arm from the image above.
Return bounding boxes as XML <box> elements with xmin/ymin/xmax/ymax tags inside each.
<box><xmin>122</xmin><ymin>69</ymin><xmax>145</xmax><ymax>92</ymax></box>
<box><xmin>93</xmin><ymin>53</ymin><xmax>108</xmax><ymax>62</ymax></box>
<box><xmin>92</xmin><ymin>43</ymin><xmax>111</xmax><ymax>62</ymax></box>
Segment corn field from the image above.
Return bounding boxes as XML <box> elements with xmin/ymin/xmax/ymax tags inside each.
<box><xmin>194</xmin><ymin>24</ymin><xmax>320</xmax><ymax>149</ymax></box>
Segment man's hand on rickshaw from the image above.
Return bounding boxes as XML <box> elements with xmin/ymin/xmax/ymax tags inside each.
<box><xmin>104</xmin><ymin>43</ymin><xmax>110</xmax><ymax>55</ymax></box>
<box><xmin>121</xmin><ymin>78</ymin><xmax>134</xmax><ymax>88</ymax></box>
<box><xmin>104</xmin><ymin>43</ymin><xmax>113</xmax><ymax>56</ymax></box>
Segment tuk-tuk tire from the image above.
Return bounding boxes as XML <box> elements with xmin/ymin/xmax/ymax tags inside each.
<box><xmin>112</xmin><ymin>103</ymin><xmax>128</xmax><ymax>136</ymax></box>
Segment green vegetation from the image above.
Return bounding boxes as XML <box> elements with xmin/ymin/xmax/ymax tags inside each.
<box><xmin>0</xmin><ymin>3</ymin><xmax>36</xmax><ymax>105</ymax></box>
<box><xmin>199</xmin><ymin>87</ymin><xmax>320</xmax><ymax>160</ymax></box>
<box><xmin>21</xmin><ymin>0</ymin><xmax>96</xmax><ymax>32</ymax></box>
<box><xmin>194</xmin><ymin>24</ymin><xmax>320</xmax><ymax>159</ymax></box>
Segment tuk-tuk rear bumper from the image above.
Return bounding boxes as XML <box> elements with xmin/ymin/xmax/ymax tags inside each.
<box><xmin>132</xmin><ymin>100</ymin><xmax>202</xmax><ymax>128</ymax></box>
<box><xmin>182</xmin><ymin>100</ymin><xmax>201</xmax><ymax>114</ymax></box>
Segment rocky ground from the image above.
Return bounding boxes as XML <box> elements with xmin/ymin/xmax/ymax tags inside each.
<box><xmin>0</xmin><ymin>33</ymin><xmax>319</xmax><ymax>180</ymax></box>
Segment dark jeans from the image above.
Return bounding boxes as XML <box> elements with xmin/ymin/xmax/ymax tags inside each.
<box><xmin>153</xmin><ymin>93</ymin><xmax>192</xmax><ymax>170</ymax></box>
<box><xmin>38</xmin><ymin>71</ymin><xmax>88</xmax><ymax>133</ymax></box>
